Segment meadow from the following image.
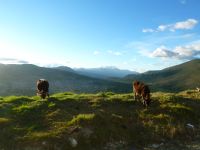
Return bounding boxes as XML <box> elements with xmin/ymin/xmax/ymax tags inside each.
<box><xmin>0</xmin><ymin>90</ymin><xmax>200</xmax><ymax>150</ymax></box>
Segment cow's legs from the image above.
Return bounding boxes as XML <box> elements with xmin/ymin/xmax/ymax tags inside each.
<box><xmin>134</xmin><ymin>92</ymin><xmax>137</xmax><ymax>100</ymax></box>
<box><xmin>134</xmin><ymin>93</ymin><xmax>141</xmax><ymax>102</ymax></box>
<box><xmin>47</xmin><ymin>92</ymin><xmax>49</xmax><ymax>98</ymax></box>
<box><xmin>142</xmin><ymin>94</ymin><xmax>148</xmax><ymax>107</ymax></box>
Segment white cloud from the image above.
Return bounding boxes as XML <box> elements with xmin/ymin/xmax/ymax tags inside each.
<box><xmin>93</xmin><ymin>50</ymin><xmax>100</xmax><ymax>55</ymax></box>
<box><xmin>0</xmin><ymin>57</ymin><xmax>29</xmax><ymax>64</ymax></box>
<box><xmin>142</xmin><ymin>19</ymin><xmax>198</xmax><ymax>33</ymax></box>
<box><xmin>107</xmin><ymin>50</ymin><xmax>122</xmax><ymax>56</ymax></box>
<box><xmin>174</xmin><ymin>19</ymin><xmax>198</xmax><ymax>30</ymax></box>
<box><xmin>42</xmin><ymin>63</ymin><xmax>70</xmax><ymax>68</ymax></box>
<box><xmin>150</xmin><ymin>41</ymin><xmax>200</xmax><ymax>60</ymax></box>
<box><xmin>151</xmin><ymin>46</ymin><xmax>178</xmax><ymax>58</ymax></box>
<box><xmin>174</xmin><ymin>43</ymin><xmax>200</xmax><ymax>59</ymax></box>
<box><xmin>157</xmin><ymin>25</ymin><xmax>169</xmax><ymax>31</ymax></box>
<box><xmin>142</xmin><ymin>28</ymin><xmax>155</xmax><ymax>33</ymax></box>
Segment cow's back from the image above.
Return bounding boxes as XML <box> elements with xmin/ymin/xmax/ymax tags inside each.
<box><xmin>142</xmin><ymin>85</ymin><xmax>150</xmax><ymax>95</ymax></box>
<box><xmin>37</xmin><ymin>79</ymin><xmax>49</xmax><ymax>92</ymax></box>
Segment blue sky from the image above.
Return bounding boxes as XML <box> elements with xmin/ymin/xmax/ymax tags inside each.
<box><xmin>0</xmin><ymin>0</ymin><xmax>200</xmax><ymax>72</ymax></box>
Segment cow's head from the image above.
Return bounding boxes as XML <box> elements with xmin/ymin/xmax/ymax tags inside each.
<box><xmin>133</xmin><ymin>81</ymin><xmax>140</xmax><ymax>86</ymax></box>
<box><xmin>41</xmin><ymin>93</ymin><xmax>47</xmax><ymax>99</ymax></box>
<box><xmin>37</xmin><ymin>91</ymin><xmax>47</xmax><ymax>99</ymax></box>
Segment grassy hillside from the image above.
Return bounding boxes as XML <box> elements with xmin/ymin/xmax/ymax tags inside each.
<box><xmin>0</xmin><ymin>64</ymin><xmax>131</xmax><ymax>96</ymax></box>
<box><xmin>124</xmin><ymin>59</ymin><xmax>200</xmax><ymax>92</ymax></box>
<box><xmin>0</xmin><ymin>91</ymin><xmax>200</xmax><ymax>150</ymax></box>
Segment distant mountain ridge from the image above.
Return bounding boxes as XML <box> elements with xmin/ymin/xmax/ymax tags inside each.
<box><xmin>74</xmin><ymin>67</ymin><xmax>138</xmax><ymax>79</ymax></box>
<box><xmin>123</xmin><ymin>59</ymin><xmax>200</xmax><ymax>92</ymax></box>
<box><xmin>0</xmin><ymin>64</ymin><xmax>131</xmax><ymax>96</ymax></box>
<box><xmin>53</xmin><ymin>66</ymin><xmax>75</xmax><ymax>73</ymax></box>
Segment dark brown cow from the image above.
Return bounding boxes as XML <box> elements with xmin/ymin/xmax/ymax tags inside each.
<box><xmin>36</xmin><ymin>79</ymin><xmax>49</xmax><ymax>99</ymax></box>
<box><xmin>133</xmin><ymin>81</ymin><xmax>150</xmax><ymax>106</ymax></box>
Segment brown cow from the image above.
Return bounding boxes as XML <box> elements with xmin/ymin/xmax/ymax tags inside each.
<box><xmin>36</xmin><ymin>79</ymin><xmax>49</xmax><ymax>99</ymax></box>
<box><xmin>133</xmin><ymin>81</ymin><xmax>150</xmax><ymax>107</ymax></box>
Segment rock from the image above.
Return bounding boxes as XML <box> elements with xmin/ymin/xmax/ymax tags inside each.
<box><xmin>81</xmin><ymin>128</ymin><xmax>93</xmax><ymax>138</ymax></box>
<box><xmin>42</xmin><ymin>141</ymin><xmax>46</xmax><ymax>145</ymax></box>
<box><xmin>151</xmin><ymin>144</ymin><xmax>160</xmax><ymax>148</ymax></box>
<box><xmin>186</xmin><ymin>123</ymin><xmax>194</xmax><ymax>129</ymax></box>
<box><xmin>104</xmin><ymin>140</ymin><xmax>127</xmax><ymax>150</ymax></box>
<box><xmin>68</xmin><ymin>137</ymin><xmax>78</xmax><ymax>147</ymax></box>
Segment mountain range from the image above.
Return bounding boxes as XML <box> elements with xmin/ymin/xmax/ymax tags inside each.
<box><xmin>0</xmin><ymin>59</ymin><xmax>199</xmax><ymax>96</ymax></box>
<box><xmin>74</xmin><ymin>67</ymin><xmax>138</xmax><ymax>79</ymax></box>
<box><xmin>123</xmin><ymin>59</ymin><xmax>200</xmax><ymax>92</ymax></box>
<box><xmin>0</xmin><ymin>64</ymin><xmax>131</xmax><ymax>96</ymax></box>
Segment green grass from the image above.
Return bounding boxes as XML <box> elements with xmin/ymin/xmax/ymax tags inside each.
<box><xmin>0</xmin><ymin>91</ymin><xmax>200</xmax><ymax>150</ymax></box>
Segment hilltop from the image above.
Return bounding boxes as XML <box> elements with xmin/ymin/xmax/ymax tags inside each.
<box><xmin>0</xmin><ymin>91</ymin><xmax>200</xmax><ymax>150</ymax></box>
<box><xmin>123</xmin><ymin>59</ymin><xmax>200</xmax><ymax>92</ymax></box>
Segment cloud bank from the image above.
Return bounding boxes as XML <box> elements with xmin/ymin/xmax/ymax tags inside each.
<box><xmin>150</xmin><ymin>41</ymin><xmax>200</xmax><ymax>60</ymax></box>
<box><xmin>0</xmin><ymin>58</ymin><xmax>29</xmax><ymax>64</ymax></box>
<box><xmin>143</xmin><ymin>19</ymin><xmax>198</xmax><ymax>33</ymax></box>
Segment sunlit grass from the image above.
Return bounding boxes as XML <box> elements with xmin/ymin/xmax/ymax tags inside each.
<box><xmin>0</xmin><ymin>91</ymin><xmax>199</xmax><ymax>149</ymax></box>
<box><xmin>67</xmin><ymin>113</ymin><xmax>95</xmax><ymax>126</ymax></box>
